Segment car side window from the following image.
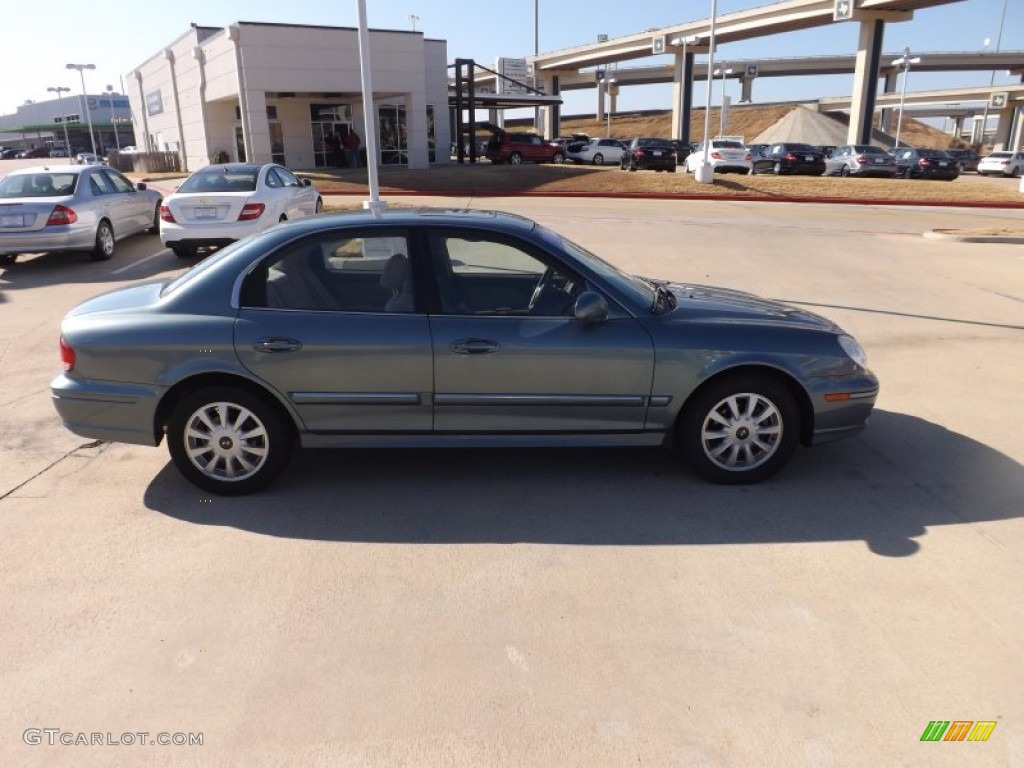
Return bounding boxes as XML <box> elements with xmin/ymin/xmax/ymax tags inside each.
<box><xmin>275</xmin><ymin>167</ymin><xmax>302</xmax><ymax>187</ymax></box>
<box><xmin>265</xmin><ymin>169</ymin><xmax>282</xmax><ymax>188</ymax></box>
<box><xmin>242</xmin><ymin>232</ymin><xmax>415</xmax><ymax>313</ymax></box>
<box><xmin>102</xmin><ymin>170</ymin><xmax>134</xmax><ymax>194</ymax></box>
<box><xmin>428</xmin><ymin>231</ymin><xmax>581</xmax><ymax>317</ymax></box>
<box><xmin>89</xmin><ymin>172</ymin><xmax>115</xmax><ymax>195</ymax></box>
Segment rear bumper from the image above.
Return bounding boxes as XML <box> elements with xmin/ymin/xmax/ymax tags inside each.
<box><xmin>0</xmin><ymin>226</ymin><xmax>95</xmax><ymax>255</ymax></box>
<box><xmin>160</xmin><ymin>220</ymin><xmax>260</xmax><ymax>248</ymax></box>
<box><xmin>51</xmin><ymin>374</ymin><xmax>164</xmax><ymax>447</ymax></box>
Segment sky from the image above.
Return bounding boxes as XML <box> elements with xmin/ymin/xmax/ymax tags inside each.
<box><xmin>0</xmin><ymin>0</ymin><xmax>1020</xmax><ymax>120</ymax></box>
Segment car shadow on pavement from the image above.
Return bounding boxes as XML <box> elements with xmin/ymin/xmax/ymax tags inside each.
<box><xmin>143</xmin><ymin>410</ymin><xmax>1022</xmax><ymax>558</ymax></box>
<box><xmin>0</xmin><ymin>242</ymin><xmax>190</xmax><ymax>290</ymax></box>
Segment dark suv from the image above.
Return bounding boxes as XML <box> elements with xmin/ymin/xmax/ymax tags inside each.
<box><xmin>944</xmin><ymin>148</ymin><xmax>981</xmax><ymax>173</ymax></box>
<box><xmin>894</xmin><ymin>148</ymin><xmax>959</xmax><ymax>180</ymax></box>
<box><xmin>486</xmin><ymin>131</ymin><xmax>565</xmax><ymax>165</ymax></box>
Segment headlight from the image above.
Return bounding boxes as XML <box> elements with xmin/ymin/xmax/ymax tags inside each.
<box><xmin>838</xmin><ymin>334</ymin><xmax>867</xmax><ymax>367</ymax></box>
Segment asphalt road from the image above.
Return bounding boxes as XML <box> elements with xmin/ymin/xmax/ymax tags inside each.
<box><xmin>1</xmin><ymin>196</ymin><xmax>1022</xmax><ymax>767</ymax></box>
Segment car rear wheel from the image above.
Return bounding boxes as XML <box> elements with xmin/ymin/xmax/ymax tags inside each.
<box><xmin>509</xmin><ymin>152</ymin><xmax>523</xmax><ymax>165</ymax></box>
<box><xmin>840</xmin><ymin>165</ymin><xmax>850</xmax><ymax>177</ymax></box>
<box><xmin>552</xmin><ymin>152</ymin><xmax>565</xmax><ymax>164</ymax></box>
<box><xmin>1012</xmin><ymin>166</ymin><xmax>1021</xmax><ymax>178</ymax></box>
<box><xmin>679</xmin><ymin>374</ymin><xmax>800</xmax><ymax>485</ymax></box>
<box><xmin>592</xmin><ymin>153</ymin><xmax>604</xmax><ymax>165</ymax></box>
<box><xmin>628</xmin><ymin>162</ymin><xmax>637</xmax><ymax>172</ymax></box>
<box><xmin>773</xmin><ymin>161</ymin><xmax>783</xmax><ymax>176</ymax></box>
<box><xmin>90</xmin><ymin>220</ymin><xmax>114</xmax><ymax>261</ymax></box>
<box><xmin>167</xmin><ymin>387</ymin><xmax>293</xmax><ymax>495</ymax></box>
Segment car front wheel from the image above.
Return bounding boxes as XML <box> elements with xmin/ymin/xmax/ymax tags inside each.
<box><xmin>167</xmin><ymin>387</ymin><xmax>294</xmax><ymax>495</ymax></box>
<box><xmin>679</xmin><ymin>374</ymin><xmax>800</xmax><ymax>485</ymax></box>
<box><xmin>592</xmin><ymin>153</ymin><xmax>604</xmax><ymax>165</ymax></box>
<box><xmin>90</xmin><ymin>220</ymin><xmax>114</xmax><ymax>261</ymax></box>
<box><xmin>149</xmin><ymin>201</ymin><xmax>162</xmax><ymax>233</ymax></box>
<box><xmin>509</xmin><ymin>152</ymin><xmax>523</xmax><ymax>165</ymax></box>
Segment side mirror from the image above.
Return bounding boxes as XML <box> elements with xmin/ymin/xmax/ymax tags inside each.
<box><xmin>135</xmin><ymin>182</ymin><xmax>147</xmax><ymax>191</ymax></box>
<box><xmin>574</xmin><ymin>291</ymin><xmax>608</xmax><ymax>325</ymax></box>
<box><xmin>301</xmin><ymin>178</ymin><xmax>311</xmax><ymax>187</ymax></box>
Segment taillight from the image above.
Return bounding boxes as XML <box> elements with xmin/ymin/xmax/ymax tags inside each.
<box><xmin>711</xmin><ymin>152</ymin><xmax>722</xmax><ymax>160</ymax></box>
<box><xmin>59</xmin><ymin>335</ymin><xmax>75</xmax><ymax>372</ymax></box>
<box><xmin>855</xmin><ymin>155</ymin><xmax>867</xmax><ymax>163</ymax></box>
<box><xmin>919</xmin><ymin>158</ymin><xmax>931</xmax><ymax>166</ymax></box>
<box><xmin>46</xmin><ymin>205</ymin><xmax>77</xmax><ymax>226</ymax></box>
<box><xmin>238</xmin><ymin>203</ymin><xmax>265</xmax><ymax>221</ymax></box>
<box><xmin>743</xmin><ymin>153</ymin><xmax>751</xmax><ymax>160</ymax></box>
<box><xmin>785</xmin><ymin>153</ymin><xmax>797</xmax><ymax>162</ymax></box>
<box><xmin>159</xmin><ymin>205</ymin><xmax>175</xmax><ymax>223</ymax></box>
<box><xmin>633</xmin><ymin>149</ymin><xmax>645</xmax><ymax>157</ymax></box>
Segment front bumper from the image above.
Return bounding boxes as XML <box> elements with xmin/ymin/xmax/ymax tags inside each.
<box><xmin>806</xmin><ymin>373</ymin><xmax>879</xmax><ymax>445</ymax></box>
<box><xmin>51</xmin><ymin>374</ymin><xmax>164</xmax><ymax>447</ymax></box>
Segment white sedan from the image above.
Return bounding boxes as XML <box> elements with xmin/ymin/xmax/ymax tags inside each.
<box><xmin>977</xmin><ymin>151</ymin><xmax>1024</xmax><ymax>178</ymax></box>
<box><xmin>683</xmin><ymin>139</ymin><xmax>752</xmax><ymax>175</ymax></box>
<box><xmin>160</xmin><ymin>163</ymin><xmax>323</xmax><ymax>258</ymax></box>
<box><xmin>567</xmin><ymin>138</ymin><xmax>626</xmax><ymax>166</ymax></box>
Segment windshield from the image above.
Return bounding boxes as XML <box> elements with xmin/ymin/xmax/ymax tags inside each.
<box><xmin>785</xmin><ymin>144</ymin><xmax>816</xmax><ymax>152</ymax></box>
<box><xmin>535</xmin><ymin>223</ymin><xmax>654</xmax><ymax>309</ymax></box>
<box><xmin>177</xmin><ymin>169</ymin><xmax>259</xmax><ymax>193</ymax></box>
<box><xmin>0</xmin><ymin>172</ymin><xmax>78</xmax><ymax>198</ymax></box>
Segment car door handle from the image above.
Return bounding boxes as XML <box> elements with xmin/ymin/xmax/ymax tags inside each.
<box><xmin>254</xmin><ymin>337</ymin><xmax>302</xmax><ymax>353</ymax></box>
<box><xmin>450</xmin><ymin>338</ymin><xmax>499</xmax><ymax>355</ymax></box>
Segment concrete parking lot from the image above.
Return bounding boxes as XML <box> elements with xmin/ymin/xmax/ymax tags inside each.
<box><xmin>1</xmin><ymin>195</ymin><xmax>1021</xmax><ymax>767</ymax></box>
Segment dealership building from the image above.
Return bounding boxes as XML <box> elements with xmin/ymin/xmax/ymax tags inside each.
<box><xmin>127</xmin><ymin>22</ymin><xmax>450</xmax><ymax>172</ymax></box>
<box><xmin>0</xmin><ymin>94</ymin><xmax>134</xmax><ymax>154</ymax></box>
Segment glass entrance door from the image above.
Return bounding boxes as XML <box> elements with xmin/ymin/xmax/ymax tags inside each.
<box><xmin>378</xmin><ymin>106</ymin><xmax>407</xmax><ymax>165</ymax></box>
<box><xmin>310</xmin><ymin>104</ymin><xmax>352</xmax><ymax>168</ymax></box>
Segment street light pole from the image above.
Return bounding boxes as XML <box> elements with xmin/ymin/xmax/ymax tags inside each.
<box><xmin>66</xmin><ymin>63</ymin><xmax>97</xmax><ymax>155</ymax></box>
<box><xmin>891</xmin><ymin>47</ymin><xmax>920</xmax><ymax>149</ymax></box>
<box><xmin>46</xmin><ymin>86</ymin><xmax>72</xmax><ymax>157</ymax></box>
<box><xmin>106</xmin><ymin>85</ymin><xmax>121</xmax><ymax>151</ymax></box>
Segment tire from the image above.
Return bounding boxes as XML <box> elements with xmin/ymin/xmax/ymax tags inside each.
<box><xmin>90</xmin><ymin>220</ymin><xmax>114</xmax><ymax>261</ymax></box>
<box><xmin>172</xmin><ymin>246</ymin><xmax>196</xmax><ymax>259</ymax></box>
<box><xmin>0</xmin><ymin>254</ymin><xmax>17</xmax><ymax>266</ymax></box>
<box><xmin>315</xmin><ymin>198</ymin><xmax>324</xmax><ymax>214</ymax></box>
<box><xmin>509</xmin><ymin>152</ymin><xmax>523</xmax><ymax>165</ymax></box>
<box><xmin>552</xmin><ymin>152</ymin><xmax>565</xmax><ymax>164</ymax></box>
<box><xmin>167</xmin><ymin>387</ymin><xmax>294</xmax><ymax>495</ymax></box>
<box><xmin>1012</xmin><ymin>166</ymin><xmax>1021</xmax><ymax>178</ymax></box>
<box><xmin>679</xmin><ymin>374</ymin><xmax>800</xmax><ymax>485</ymax></box>
<box><xmin>592</xmin><ymin>153</ymin><xmax>604</xmax><ymax>166</ymax></box>
<box><xmin>628</xmin><ymin>162</ymin><xmax>637</xmax><ymax>172</ymax></box>
<box><xmin>840</xmin><ymin>166</ymin><xmax>850</xmax><ymax>178</ymax></box>
<box><xmin>279</xmin><ymin>214</ymin><xmax>287</xmax><ymax>223</ymax></box>
<box><xmin>773</xmin><ymin>161</ymin><xmax>783</xmax><ymax>176</ymax></box>
<box><xmin>148</xmin><ymin>201</ymin><xmax>162</xmax><ymax>234</ymax></box>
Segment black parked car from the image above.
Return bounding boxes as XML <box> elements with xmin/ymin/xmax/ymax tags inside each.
<box><xmin>893</xmin><ymin>148</ymin><xmax>959</xmax><ymax>181</ymax></box>
<box><xmin>753</xmin><ymin>143</ymin><xmax>826</xmax><ymax>176</ymax></box>
<box><xmin>669</xmin><ymin>140</ymin><xmax>692</xmax><ymax>166</ymax></box>
<box><xmin>620</xmin><ymin>137</ymin><xmax>676</xmax><ymax>172</ymax></box>
<box><xmin>944</xmin><ymin>148</ymin><xmax>981</xmax><ymax>173</ymax></box>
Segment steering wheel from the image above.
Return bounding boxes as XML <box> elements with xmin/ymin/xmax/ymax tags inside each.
<box><xmin>527</xmin><ymin>266</ymin><xmax>555</xmax><ymax>313</ymax></box>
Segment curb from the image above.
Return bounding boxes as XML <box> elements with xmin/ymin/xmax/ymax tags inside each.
<box><xmin>923</xmin><ymin>230</ymin><xmax>1024</xmax><ymax>244</ymax></box>
<box><xmin>319</xmin><ymin>188</ymin><xmax>1024</xmax><ymax>210</ymax></box>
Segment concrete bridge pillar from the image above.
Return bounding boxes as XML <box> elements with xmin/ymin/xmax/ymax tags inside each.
<box><xmin>847</xmin><ymin>19</ymin><xmax>885</xmax><ymax>145</ymax></box>
<box><xmin>671</xmin><ymin>47</ymin><xmax>698</xmax><ymax>144</ymax></box>
<box><xmin>596</xmin><ymin>80</ymin><xmax>605</xmax><ymax>122</ymax></box>
<box><xmin>879</xmin><ymin>70</ymin><xmax>898</xmax><ymax>134</ymax></box>
<box><xmin>740</xmin><ymin>76</ymin><xmax>754</xmax><ymax>103</ymax></box>
<box><xmin>541</xmin><ymin>74</ymin><xmax>561</xmax><ymax>140</ymax></box>
<box><xmin>992</xmin><ymin>105</ymin><xmax>1015</xmax><ymax>150</ymax></box>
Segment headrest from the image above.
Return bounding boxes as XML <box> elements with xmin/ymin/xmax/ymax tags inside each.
<box><xmin>380</xmin><ymin>253</ymin><xmax>409</xmax><ymax>291</ymax></box>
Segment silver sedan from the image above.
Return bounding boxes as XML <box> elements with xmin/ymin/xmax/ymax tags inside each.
<box><xmin>52</xmin><ymin>209</ymin><xmax>878</xmax><ymax>494</ymax></box>
<box><xmin>0</xmin><ymin>165</ymin><xmax>162</xmax><ymax>264</ymax></box>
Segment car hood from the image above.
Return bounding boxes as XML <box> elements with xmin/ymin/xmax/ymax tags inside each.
<box><xmin>65</xmin><ymin>281</ymin><xmax>166</xmax><ymax>318</ymax></box>
<box><xmin>664</xmin><ymin>282</ymin><xmax>839</xmax><ymax>331</ymax></box>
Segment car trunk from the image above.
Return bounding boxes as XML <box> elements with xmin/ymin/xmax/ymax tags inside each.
<box><xmin>167</xmin><ymin>193</ymin><xmax>255</xmax><ymax>224</ymax></box>
<box><xmin>0</xmin><ymin>197</ymin><xmax>72</xmax><ymax>232</ymax></box>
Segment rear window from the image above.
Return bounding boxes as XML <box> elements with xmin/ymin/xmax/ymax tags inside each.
<box><xmin>0</xmin><ymin>172</ymin><xmax>78</xmax><ymax>198</ymax></box>
<box><xmin>178</xmin><ymin>169</ymin><xmax>259</xmax><ymax>193</ymax></box>
<box><xmin>637</xmin><ymin>138</ymin><xmax>672</xmax><ymax>148</ymax></box>
<box><xmin>919</xmin><ymin>150</ymin><xmax>951</xmax><ymax>158</ymax></box>
<box><xmin>854</xmin><ymin>146</ymin><xmax>887</xmax><ymax>155</ymax></box>
<box><xmin>784</xmin><ymin>144</ymin><xmax>816</xmax><ymax>152</ymax></box>
<box><xmin>713</xmin><ymin>141</ymin><xmax>745</xmax><ymax>150</ymax></box>
<box><xmin>986</xmin><ymin>153</ymin><xmax>1012</xmax><ymax>159</ymax></box>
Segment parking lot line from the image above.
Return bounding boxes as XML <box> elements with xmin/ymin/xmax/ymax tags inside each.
<box><xmin>110</xmin><ymin>248</ymin><xmax>171</xmax><ymax>275</ymax></box>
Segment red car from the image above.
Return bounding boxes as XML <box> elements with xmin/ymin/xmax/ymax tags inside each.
<box><xmin>485</xmin><ymin>128</ymin><xmax>565</xmax><ymax>165</ymax></box>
